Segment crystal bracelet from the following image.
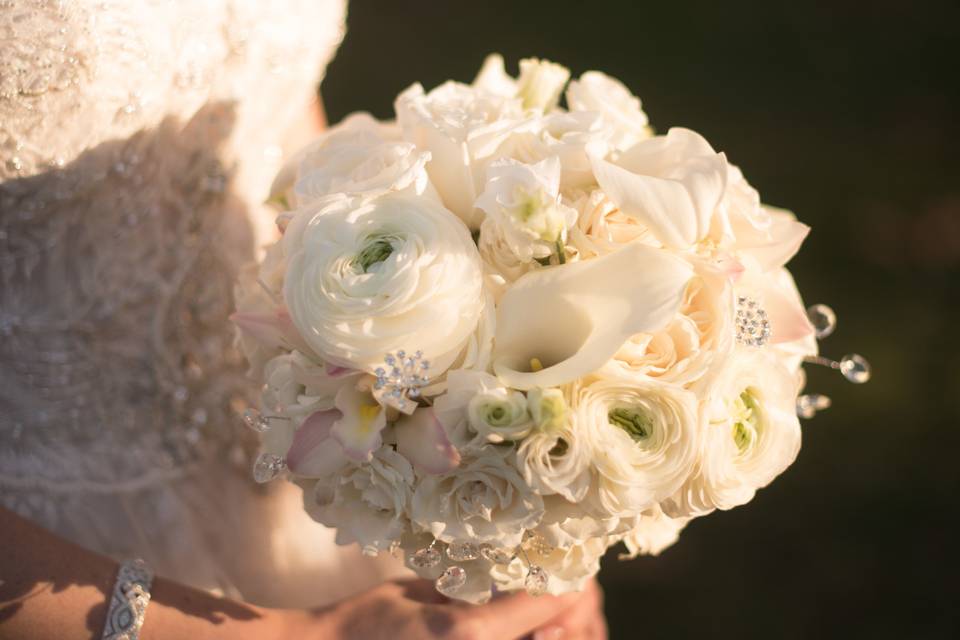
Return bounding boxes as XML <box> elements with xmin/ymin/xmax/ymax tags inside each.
<box><xmin>101</xmin><ymin>558</ymin><xmax>153</xmax><ymax>640</ymax></box>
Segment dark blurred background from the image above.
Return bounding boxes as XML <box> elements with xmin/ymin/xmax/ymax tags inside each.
<box><xmin>322</xmin><ymin>2</ymin><xmax>959</xmax><ymax>638</ymax></box>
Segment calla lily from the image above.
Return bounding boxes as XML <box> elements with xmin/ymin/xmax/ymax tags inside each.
<box><xmin>590</xmin><ymin>128</ymin><xmax>728</xmax><ymax>249</ymax></box>
<box><xmin>331</xmin><ymin>384</ymin><xmax>387</xmax><ymax>461</ymax></box>
<box><xmin>230</xmin><ymin>308</ymin><xmax>312</xmax><ymax>355</ymax></box>
<box><xmin>395</xmin><ymin>408</ymin><xmax>461</xmax><ymax>474</ymax></box>
<box><xmin>492</xmin><ymin>241</ymin><xmax>694</xmax><ymax>389</ymax></box>
<box><xmin>285</xmin><ymin>409</ymin><xmax>349</xmax><ymax>477</ymax></box>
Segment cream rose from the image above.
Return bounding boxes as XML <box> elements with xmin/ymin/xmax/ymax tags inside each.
<box><xmin>579</xmin><ymin>376</ymin><xmax>700</xmax><ymax>517</ymax></box>
<box><xmin>270</xmin><ymin>112</ymin><xmax>431</xmax><ymax>208</ymax></box>
<box><xmin>410</xmin><ymin>450</ymin><xmax>544</xmax><ymax>548</ymax></box>
<box><xmin>395</xmin><ymin>79</ymin><xmax>535</xmax><ymax>228</ymax></box>
<box><xmin>304</xmin><ymin>446</ymin><xmax>415</xmax><ymax>554</ymax></box>
<box><xmin>666</xmin><ymin>349</ymin><xmax>802</xmax><ymax>516</ymax></box>
<box><xmin>282</xmin><ymin>191</ymin><xmax>484</xmax><ymax>375</ymax></box>
<box><xmin>566</xmin><ymin>71</ymin><xmax>652</xmax><ymax>150</ymax></box>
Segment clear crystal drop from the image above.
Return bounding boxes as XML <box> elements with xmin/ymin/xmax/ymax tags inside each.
<box><xmin>446</xmin><ymin>542</ymin><xmax>479</xmax><ymax>562</ymax></box>
<box><xmin>411</xmin><ymin>546</ymin><xmax>441</xmax><ymax>569</ymax></box>
<box><xmin>242</xmin><ymin>408</ymin><xmax>270</xmax><ymax>433</ymax></box>
<box><xmin>839</xmin><ymin>354</ymin><xmax>871</xmax><ymax>383</ymax></box>
<box><xmin>479</xmin><ymin>544</ymin><xmax>514</xmax><ymax>565</ymax></box>
<box><xmin>252</xmin><ymin>453</ymin><xmax>286</xmax><ymax>483</ymax></box>
<box><xmin>435</xmin><ymin>566</ymin><xmax>467</xmax><ymax>596</ymax></box>
<box><xmin>524</xmin><ymin>565</ymin><xmax>549</xmax><ymax>596</ymax></box>
<box><xmin>796</xmin><ymin>393</ymin><xmax>832</xmax><ymax>419</ymax></box>
<box><xmin>807</xmin><ymin>304</ymin><xmax>837</xmax><ymax>339</ymax></box>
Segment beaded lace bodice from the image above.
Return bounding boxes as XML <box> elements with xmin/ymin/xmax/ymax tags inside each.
<box><xmin>0</xmin><ymin>0</ymin><xmax>346</xmax><ymax>519</ymax></box>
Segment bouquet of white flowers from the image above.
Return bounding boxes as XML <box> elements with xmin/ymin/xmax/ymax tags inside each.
<box><xmin>233</xmin><ymin>55</ymin><xmax>869</xmax><ymax>603</ymax></box>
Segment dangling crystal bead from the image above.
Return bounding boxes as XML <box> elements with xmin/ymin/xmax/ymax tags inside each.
<box><xmin>839</xmin><ymin>354</ymin><xmax>871</xmax><ymax>383</ymax></box>
<box><xmin>479</xmin><ymin>544</ymin><xmax>514</xmax><ymax>565</ymax></box>
<box><xmin>252</xmin><ymin>453</ymin><xmax>286</xmax><ymax>483</ymax></box>
<box><xmin>524</xmin><ymin>565</ymin><xmax>549</xmax><ymax>596</ymax></box>
<box><xmin>242</xmin><ymin>408</ymin><xmax>270</xmax><ymax>433</ymax></box>
<box><xmin>796</xmin><ymin>393</ymin><xmax>832</xmax><ymax>419</ymax></box>
<box><xmin>446</xmin><ymin>542</ymin><xmax>479</xmax><ymax>562</ymax></box>
<box><xmin>411</xmin><ymin>546</ymin><xmax>442</xmax><ymax>569</ymax></box>
<box><xmin>435</xmin><ymin>566</ymin><xmax>467</xmax><ymax>596</ymax></box>
<box><xmin>806</xmin><ymin>304</ymin><xmax>837</xmax><ymax>339</ymax></box>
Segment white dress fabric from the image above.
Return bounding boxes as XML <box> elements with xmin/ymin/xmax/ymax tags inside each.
<box><xmin>0</xmin><ymin>0</ymin><xmax>404</xmax><ymax>607</ymax></box>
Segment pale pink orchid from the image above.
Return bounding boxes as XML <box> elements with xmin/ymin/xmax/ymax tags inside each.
<box><xmin>230</xmin><ymin>307</ymin><xmax>312</xmax><ymax>355</ymax></box>
<box><xmin>394</xmin><ymin>408</ymin><xmax>461</xmax><ymax>475</ymax></box>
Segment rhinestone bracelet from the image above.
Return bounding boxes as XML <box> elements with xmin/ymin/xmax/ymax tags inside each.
<box><xmin>101</xmin><ymin>559</ymin><xmax>153</xmax><ymax>640</ymax></box>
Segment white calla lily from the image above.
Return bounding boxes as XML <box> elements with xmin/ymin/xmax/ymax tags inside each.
<box><xmin>492</xmin><ymin>242</ymin><xmax>694</xmax><ymax>389</ymax></box>
<box><xmin>590</xmin><ymin>128</ymin><xmax>728</xmax><ymax>249</ymax></box>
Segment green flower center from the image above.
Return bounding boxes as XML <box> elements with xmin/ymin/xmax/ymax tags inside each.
<box><xmin>731</xmin><ymin>390</ymin><xmax>761</xmax><ymax>452</ymax></box>
<box><xmin>609</xmin><ymin>407</ymin><xmax>652</xmax><ymax>441</ymax></box>
<box><xmin>354</xmin><ymin>238</ymin><xmax>394</xmax><ymax>273</ymax></box>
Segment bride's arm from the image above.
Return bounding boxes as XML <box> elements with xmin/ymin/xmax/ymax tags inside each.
<box><xmin>0</xmin><ymin>507</ymin><xmax>607</xmax><ymax>640</ymax></box>
<box><xmin>0</xmin><ymin>506</ymin><xmax>290</xmax><ymax>640</ymax></box>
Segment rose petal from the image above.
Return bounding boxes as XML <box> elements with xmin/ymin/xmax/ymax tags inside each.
<box><xmin>286</xmin><ymin>409</ymin><xmax>347</xmax><ymax>477</ymax></box>
<box><xmin>395</xmin><ymin>408</ymin><xmax>461</xmax><ymax>475</ymax></box>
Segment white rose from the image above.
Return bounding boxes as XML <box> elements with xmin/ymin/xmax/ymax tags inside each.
<box><xmin>304</xmin><ymin>446</ymin><xmax>415</xmax><ymax>554</ymax></box>
<box><xmin>566</xmin><ymin>71</ymin><xmax>652</xmax><ymax>150</ymax></box>
<box><xmin>619</xmin><ymin>505</ymin><xmax>689</xmax><ymax>558</ymax></box>
<box><xmin>467</xmin><ymin>387</ymin><xmax>532</xmax><ymax>443</ymax></box>
<box><xmin>410</xmin><ymin>450</ymin><xmax>544</xmax><ymax>548</ymax></box>
<box><xmin>602</xmin><ymin>263</ymin><xmax>735</xmax><ymax>388</ymax></box>
<box><xmin>492</xmin><ymin>535</ymin><xmax>609</xmax><ymax>595</ymax></box>
<box><xmin>476</xmin><ymin>156</ymin><xmax>578</xmax><ymax>266</ymax></box>
<box><xmin>567</xmin><ymin>188</ymin><xmax>658</xmax><ymax>260</ymax></box>
<box><xmin>578</xmin><ymin>376</ymin><xmax>700</xmax><ymax>517</ymax></box>
<box><xmin>666</xmin><ymin>349</ymin><xmax>802</xmax><ymax>516</ymax></box>
<box><xmin>433</xmin><ymin>369</ymin><xmax>531</xmax><ymax>450</ymax></box>
<box><xmin>282</xmin><ymin>191</ymin><xmax>484</xmax><ymax>375</ymax></box>
<box><xmin>270</xmin><ymin>112</ymin><xmax>432</xmax><ymax>208</ymax></box>
<box><xmin>396</xmin><ymin>80</ymin><xmax>535</xmax><ymax>228</ymax></box>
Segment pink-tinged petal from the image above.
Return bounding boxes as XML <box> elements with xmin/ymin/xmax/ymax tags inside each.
<box><xmin>741</xmin><ymin>210</ymin><xmax>810</xmax><ymax>271</ymax></box>
<box><xmin>761</xmin><ymin>281</ymin><xmax>814</xmax><ymax>344</ymax></box>
<box><xmin>395</xmin><ymin>408</ymin><xmax>461</xmax><ymax>475</ymax></box>
<box><xmin>230</xmin><ymin>308</ymin><xmax>312</xmax><ymax>354</ymax></box>
<box><xmin>331</xmin><ymin>385</ymin><xmax>387</xmax><ymax>462</ymax></box>
<box><xmin>286</xmin><ymin>409</ymin><xmax>347</xmax><ymax>477</ymax></box>
<box><xmin>325</xmin><ymin>364</ymin><xmax>355</xmax><ymax>377</ymax></box>
<box><xmin>713</xmin><ymin>252</ymin><xmax>746</xmax><ymax>282</ymax></box>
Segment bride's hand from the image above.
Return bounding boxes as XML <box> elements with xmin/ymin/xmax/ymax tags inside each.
<box><xmin>283</xmin><ymin>577</ymin><xmax>607</xmax><ymax>640</ymax></box>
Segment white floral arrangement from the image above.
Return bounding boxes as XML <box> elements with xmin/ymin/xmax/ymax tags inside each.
<box><xmin>233</xmin><ymin>55</ymin><xmax>869</xmax><ymax>603</ymax></box>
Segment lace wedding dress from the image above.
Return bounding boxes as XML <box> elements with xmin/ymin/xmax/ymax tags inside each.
<box><xmin>0</xmin><ymin>0</ymin><xmax>403</xmax><ymax>607</ymax></box>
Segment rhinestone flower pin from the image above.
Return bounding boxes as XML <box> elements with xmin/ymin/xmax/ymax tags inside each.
<box><xmin>374</xmin><ymin>350</ymin><xmax>430</xmax><ymax>414</ymax></box>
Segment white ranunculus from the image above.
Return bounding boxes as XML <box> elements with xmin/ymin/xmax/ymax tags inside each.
<box><xmin>578</xmin><ymin>376</ymin><xmax>700</xmax><ymax>517</ymax></box>
<box><xmin>515</xmin><ymin>408</ymin><xmax>592</xmax><ymax>502</ymax></box>
<box><xmin>566</xmin><ymin>71</ymin><xmax>652</xmax><ymax>150</ymax></box>
<box><xmin>476</xmin><ymin>157</ymin><xmax>578</xmax><ymax>266</ymax></box>
<box><xmin>666</xmin><ymin>349</ymin><xmax>802</xmax><ymax>516</ymax></box>
<box><xmin>304</xmin><ymin>446</ymin><xmax>415</xmax><ymax>555</ymax></box>
<box><xmin>269</xmin><ymin>112</ymin><xmax>431</xmax><ymax>208</ymax></box>
<box><xmin>283</xmin><ymin>191</ymin><xmax>485</xmax><ymax>376</ymax></box>
<box><xmin>410</xmin><ymin>450</ymin><xmax>544</xmax><ymax>548</ymax></box>
<box><xmin>619</xmin><ymin>505</ymin><xmax>689</xmax><ymax>558</ymax></box>
<box><xmin>395</xmin><ymin>80</ymin><xmax>535</xmax><ymax>228</ymax></box>
<box><xmin>590</xmin><ymin>127</ymin><xmax>728</xmax><ymax>249</ymax></box>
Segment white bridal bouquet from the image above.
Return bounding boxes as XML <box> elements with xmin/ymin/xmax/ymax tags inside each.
<box><xmin>232</xmin><ymin>55</ymin><xmax>869</xmax><ymax>603</ymax></box>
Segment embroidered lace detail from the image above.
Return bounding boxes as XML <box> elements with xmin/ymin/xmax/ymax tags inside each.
<box><xmin>0</xmin><ymin>0</ymin><xmax>347</xmax><ymax>527</ymax></box>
